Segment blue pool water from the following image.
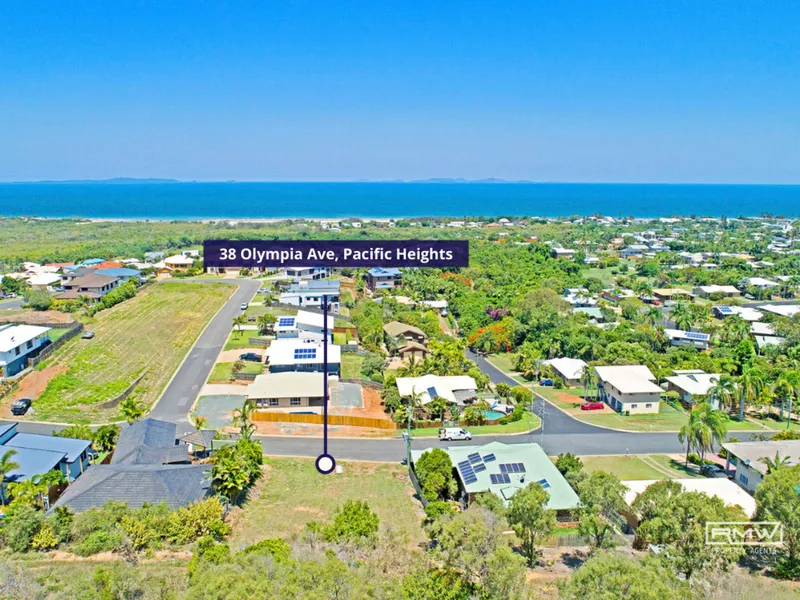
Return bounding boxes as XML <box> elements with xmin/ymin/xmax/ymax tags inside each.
<box><xmin>484</xmin><ymin>410</ymin><xmax>506</xmax><ymax>420</ymax></box>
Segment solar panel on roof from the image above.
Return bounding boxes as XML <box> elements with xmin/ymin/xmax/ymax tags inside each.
<box><xmin>482</xmin><ymin>454</ymin><xmax>496</xmax><ymax>462</ymax></box>
<box><xmin>490</xmin><ymin>473</ymin><xmax>511</xmax><ymax>485</ymax></box>
<box><xmin>458</xmin><ymin>460</ymin><xmax>470</xmax><ymax>469</ymax></box>
<box><xmin>278</xmin><ymin>317</ymin><xmax>295</xmax><ymax>327</ymax></box>
<box><xmin>536</xmin><ymin>478</ymin><xmax>550</xmax><ymax>489</ymax></box>
<box><xmin>463</xmin><ymin>473</ymin><xmax>478</xmax><ymax>484</ymax></box>
<box><xmin>473</xmin><ymin>463</ymin><xmax>486</xmax><ymax>472</ymax></box>
<box><xmin>468</xmin><ymin>453</ymin><xmax>482</xmax><ymax>464</ymax></box>
<box><xmin>427</xmin><ymin>386</ymin><xmax>438</xmax><ymax>398</ymax></box>
<box><xmin>293</xmin><ymin>348</ymin><xmax>317</xmax><ymax>360</ymax></box>
<box><xmin>499</xmin><ymin>464</ymin><xmax>508</xmax><ymax>473</ymax></box>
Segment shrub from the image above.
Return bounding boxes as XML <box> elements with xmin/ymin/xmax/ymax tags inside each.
<box><xmin>74</xmin><ymin>530</ymin><xmax>124</xmax><ymax>557</ymax></box>
<box><xmin>167</xmin><ymin>497</ymin><xmax>229</xmax><ymax>544</ymax></box>
<box><xmin>324</xmin><ymin>501</ymin><xmax>379</xmax><ymax>545</ymax></box>
<box><xmin>4</xmin><ymin>505</ymin><xmax>44</xmax><ymax>552</ymax></box>
<box><xmin>510</xmin><ymin>386</ymin><xmax>533</xmax><ymax>405</ymax></box>
<box><xmin>555</xmin><ymin>452</ymin><xmax>583</xmax><ymax>476</ymax></box>
<box><xmin>239</xmin><ymin>538</ymin><xmax>291</xmax><ymax>562</ymax></box>
<box><xmin>31</xmin><ymin>523</ymin><xmax>59</xmax><ymax>551</ymax></box>
<box><xmin>499</xmin><ymin>404</ymin><xmax>526</xmax><ymax>425</ymax></box>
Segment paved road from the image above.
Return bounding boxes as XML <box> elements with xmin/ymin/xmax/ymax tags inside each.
<box><xmin>149</xmin><ymin>278</ymin><xmax>261</xmax><ymax>425</ymax></box>
<box><xmin>0</xmin><ymin>298</ymin><xmax>25</xmax><ymax>310</ymax></box>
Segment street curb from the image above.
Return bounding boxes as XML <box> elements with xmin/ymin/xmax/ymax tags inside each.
<box><xmin>262</xmin><ymin>453</ymin><xmax>397</xmax><ymax>464</ymax></box>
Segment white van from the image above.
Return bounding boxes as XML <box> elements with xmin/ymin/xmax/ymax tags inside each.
<box><xmin>439</xmin><ymin>427</ymin><xmax>472</xmax><ymax>441</ymax></box>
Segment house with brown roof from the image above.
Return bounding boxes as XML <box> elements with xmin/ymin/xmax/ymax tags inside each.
<box><xmin>55</xmin><ymin>273</ymin><xmax>120</xmax><ymax>301</ymax></box>
<box><xmin>398</xmin><ymin>341</ymin><xmax>429</xmax><ymax>362</ymax></box>
<box><xmin>383</xmin><ymin>321</ymin><xmax>427</xmax><ymax>344</ymax></box>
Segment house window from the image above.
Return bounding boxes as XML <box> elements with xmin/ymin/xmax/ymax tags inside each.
<box><xmin>26</xmin><ymin>340</ymin><xmax>33</xmax><ymax>349</ymax></box>
<box><xmin>645</xmin><ymin>403</ymin><xmax>652</xmax><ymax>408</ymax></box>
<box><xmin>290</xmin><ymin>398</ymin><xmax>301</xmax><ymax>406</ymax></box>
<box><xmin>268</xmin><ymin>399</ymin><xmax>279</xmax><ymax>407</ymax></box>
<box><xmin>14</xmin><ymin>346</ymin><xmax>20</xmax><ymax>356</ymax></box>
<box><xmin>739</xmin><ymin>473</ymin><xmax>749</xmax><ymax>486</ymax></box>
<box><xmin>631</xmin><ymin>404</ymin><xmax>638</xmax><ymax>409</ymax></box>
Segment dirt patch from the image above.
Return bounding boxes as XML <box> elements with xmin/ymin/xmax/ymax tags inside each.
<box><xmin>0</xmin><ymin>310</ymin><xmax>75</xmax><ymax>325</ymax></box>
<box><xmin>1</xmin><ymin>363</ymin><xmax>67</xmax><ymax>417</ymax></box>
<box><xmin>252</xmin><ymin>421</ymin><xmax>394</xmax><ymax>438</ymax></box>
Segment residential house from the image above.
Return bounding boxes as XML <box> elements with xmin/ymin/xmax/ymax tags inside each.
<box><xmin>398</xmin><ymin>341</ymin><xmax>429</xmax><ymax>362</ymax></box>
<box><xmin>712</xmin><ymin>305</ymin><xmax>763</xmax><ymax>321</ymax></box>
<box><xmin>164</xmin><ymin>254</ymin><xmax>195</xmax><ymax>271</ymax></box>
<box><xmin>0</xmin><ymin>423</ymin><xmax>91</xmax><ymax>491</ymax></box>
<box><xmin>284</xmin><ymin>266</ymin><xmax>330</xmax><ymax>280</ymax></box>
<box><xmin>420</xmin><ymin>299</ymin><xmax>448</xmax><ymax>314</ymax></box>
<box><xmin>60</xmin><ymin>266</ymin><xmax>96</xmax><ymax>284</ymax></box>
<box><xmin>383</xmin><ymin>321</ymin><xmax>427</xmax><ymax>345</ymax></box>
<box><xmin>266</xmin><ymin>339</ymin><xmax>341</xmax><ymax>376</ymax></box>
<box><xmin>744</xmin><ymin>277</ymin><xmax>780</xmax><ymax>290</ymax></box>
<box><xmin>601</xmin><ymin>288</ymin><xmax>636</xmax><ymax>303</ymax></box>
<box><xmin>543</xmin><ymin>357</ymin><xmax>588</xmax><ymax>387</ymax></box>
<box><xmin>366</xmin><ymin>267</ymin><xmax>402</xmax><ymax>291</ymax></box>
<box><xmin>693</xmin><ymin>285</ymin><xmax>740</xmax><ymax>299</ymax></box>
<box><xmin>80</xmin><ymin>259</ymin><xmax>105</xmax><ymax>267</ymax></box>
<box><xmin>279</xmin><ymin>280</ymin><xmax>340</xmax><ymax>313</ymax></box>
<box><xmin>95</xmin><ymin>267</ymin><xmax>141</xmax><ymax>283</ymax></box>
<box><xmin>571</xmin><ymin>306</ymin><xmax>605</xmax><ymax>321</ymax></box>
<box><xmin>653</xmin><ymin>288</ymin><xmax>695</xmax><ymax>302</ymax></box>
<box><xmin>759</xmin><ymin>304</ymin><xmax>800</xmax><ymax>318</ymax></box>
<box><xmin>144</xmin><ymin>252</ymin><xmax>166</xmax><ymax>262</ymax></box>
<box><xmin>89</xmin><ymin>261</ymin><xmax>124</xmax><ymax>271</ymax></box>
<box><xmin>563</xmin><ymin>288</ymin><xmax>598</xmax><ymax>308</ymax></box>
<box><xmin>665</xmin><ymin>370</ymin><xmax>720</xmax><ymax>407</ymax></box>
<box><xmin>395</xmin><ymin>374</ymin><xmax>477</xmax><ymax>406</ymax></box>
<box><xmin>28</xmin><ymin>273</ymin><xmax>63</xmax><ymax>291</ymax></box>
<box><xmin>551</xmin><ymin>248</ymin><xmax>576</xmax><ymax>259</ymax></box>
<box><xmin>51</xmin><ymin>419</ymin><xmax>214</xmax><ymax>513</ymax></box>
<box><xmin>595</xmin><ymin>365</ymin><xmax>662</xmax><ymax>414</ymax></box>
<box><xmin>274</xmin><ymin>310</ymin><xmax>334</xmax><ymax>342</ymax></box>
<box><xmin>664</xmin><ymin>329</ymin><xmax>711</xmax><ymax>350</ymax></box>
<box><xmin>0</xmin><ymin>324</ymin><xmax>52</xmax><ymax>378</ymax></box>
<box><xmin>722</xmin><ymin>440</ymin><xmax>800</xmax><ymax>493</ymax></box>
<box><xmin>621</xmin><ymin>244</ymin><xmax>650</xmax><ymax>259</ymax></box>
<box><xmin>246</xmin><ymin>372</ymin><xmax>325</xmax><ymax>409</ymax></box>
<box><xmin>411</xmin><ymin>442</ymin><xmax>580</xmax><ymax>519</ymax></box>
<box><xmin>56</xmin><ymin>273</ymin><xmax>120</xmax><ymax>301</ymax></box>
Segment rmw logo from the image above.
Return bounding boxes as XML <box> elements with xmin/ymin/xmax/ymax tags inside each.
<box><xmin>706</xmin><ymin>522</ymin><xmax>784</xmax><ymax>546</ymax></box>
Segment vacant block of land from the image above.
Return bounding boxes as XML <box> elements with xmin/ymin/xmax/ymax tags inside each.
<box><xmin>30</xmin><ymin>282</ymin><xmax>232</xmax><ymax>423</ymax></box>
<box><xmin>230</xmin><ymin>458</ymin><xmax>425</xmax><ymax>550</ymax></box>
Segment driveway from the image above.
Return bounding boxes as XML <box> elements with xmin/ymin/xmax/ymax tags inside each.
<box><xmin>0</xmin><ymin>298</ymin><xmax>25</xmax><ymax>310</ymax></box>
<box><xmin>149</xmin><ymin>278</ymin><xmax>261</xmax><ymax>425</ymax></box>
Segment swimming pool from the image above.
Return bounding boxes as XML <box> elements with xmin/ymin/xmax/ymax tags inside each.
<box><xmin>483</xmin><ymin>410</ymin><xmax>506</xmax><ymax>420</ymax></box>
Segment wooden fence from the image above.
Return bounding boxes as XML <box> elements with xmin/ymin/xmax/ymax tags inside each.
<box><xmin>339</xmin><ymin>377</ymin><xmax>383</xmax><ymax>390</ymax></box>
<box><xmin>252</xmin><ymin>411</ymin><xmax>399</xmax><ymax>430</ymax></box>
<box><xmin>97</xmin><ymin>370</ymin><xmax>148</xmax><ymax>409</ymax></box>
<box><xmin>232</xmin><ymin>372</ymin><xmax>259</xmax><ymax>382</ymax></box>
<box><xmin>247</xmin><ymin>338</ymin><xmax>271</xmax><ymax>347</ymax></box>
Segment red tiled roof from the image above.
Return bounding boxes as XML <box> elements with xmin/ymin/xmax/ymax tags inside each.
<box><xmin>44</xmin><ymin>262</ymin><xmax>75</xmax><ymax>268</ymax></box>
<box><xmin>89</xmin><ymin>261</ymin><xmax>123</xmax><ymax>270</ymax></box>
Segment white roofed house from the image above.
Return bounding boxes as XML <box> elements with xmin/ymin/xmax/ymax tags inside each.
<box><xmin>595</xmin><ymin>365</ymin><xmax>662</xmax><ymax>414</ymax></box>
<box><xmin>28</xmin><ymin>273</ymin><xmax>63</xmax><ymax>291</ymax></box>
<box><xmin>665</xmin><ymin>370</ymin><xmax>720</xmax><ymax>408</ymax></box>
<box><xmin>664</xmin><ymin>328</ymin><xmax>710</xmax><ymax>350</ymax></box>
<box><xmin>693</xmin><ymin>285</ymin><xmax>740</xmax><ymax>299</ymax></box>
<box><xmin>745</xmin><ymin>277</ymin><xmax>780</xmax><ymax>289</ymax></box>
<box><xmin>722</xmin><ymin>440</ymin><xmax>800</xmax><ymax>493</ymax></box>
<box><xmin>543</xmin><ymin>357</ymin><xmax>588</xmax><ymax>387</ymax></box>
<box><xmin>395</xmin><ymin>374</ymin><xmax>478</xmax><ymax>406</ymax></box>
<box><xmin>266</xmin><ymin>338</ymin><xmax>341</xmax><ymax>376</ymax></box>
<box><xmin>274</xmin><ymin>310</ymin><xmax>334</xmax><ymax>342</ymax></box>
<box><xmin>246</xmin><ymin>372</ymin><xmax>326</xmax><ymax>410</ymax></box>
<box><xmin>0</xmin><ymin>324</ymin><xmax>52</xmax><ymax>379</ymax></box>
<box><xmin>163</xmin><ymin>254</ymin><xmax>195</xmax><ymax>271</ymax></box>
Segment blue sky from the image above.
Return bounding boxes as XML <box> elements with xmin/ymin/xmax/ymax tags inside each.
<box><xmin>1</xmin><ymin>2</ymin><xmax>798</xmax><ymax>183</ymax></box>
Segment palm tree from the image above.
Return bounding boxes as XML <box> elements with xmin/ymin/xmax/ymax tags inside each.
<box><xmin>678</xmin><ymin>418</ymin><xmax>697</xmax><ymax>468</ymax></box>
<box><xmin>385</xmin><ymin>334</ymin><xmax>405</xmax><ymax>357</ymax></box>
<box><xmin>232</xmin><ymin>398</ymin><xmax>256</xmax><ymax>439</ymax></box>
<box><xmin>257</xmin><ymin>313</ymin><xmax>277</xmax><ymax>336</ymax></box>
<box><xmin>707</xmin><ymin>374</ymin><xmax>738</xmax><ymax>414</ymax></box>
<box><xmin>580</xmin><ymin>366</ymin><xmax>597</xmax><ymax>401</ymax></box>
<box><xmin>119</xmin><ymin>398</ymin><xmax>147</xmax><ymax>424</ymax></box>
<box><xmin>194</xmin><ymin>415</ymin><xmax>208</xmax><ymax>430</ymax></box>
<box><xmin>772</xmin><ymin>371</ymin><xmax>800</xmax><ymax>430</ymax></box>
<box><xmin>721</xmin><ymin>314</ymin><xmax>750</xmax><ymax>345</ymax></box>
<box><xmin>427</xmin><ymin>396</ymin><xmax>450</xmax><ymax>426</ymax></box>
<box><xmin>691</xmin><ymin>402</ymin><xmax>729</xmax><ymax>466</ymax></box>
<box><xmin>670</xmin><ymin>301</ymin><xmax>693</xmax><ymax>331</ymax></box>
<box><xmin>0</xmin><ymin>449</ymin><xmax>19</xmax><ymax>506</ymax></box>
<box><xmin>737</xmin><ymin>368</ymin><xmax>765</xmax><ymax>422</ymax></box>
<box><xmin>232</xmin><ymin>315</ymin><xmax>247</xmax><ymax>337</ymax></box>
<box><xmin>759</xmin><ymin>451</ymin><xmax>792</xmax><ymax>474</ymax></box>
<box><xmin>644</xmin><ymin>306</ymin><xmax>663</xmax><ymax>327</ymax></box>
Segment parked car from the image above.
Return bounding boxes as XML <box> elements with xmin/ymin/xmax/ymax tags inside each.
<box><xmin>81</xmin><ymin>330</ymin><xmax>95</xmax><ymax>339</ymax></box>
<box><xmin>240</xmin><ymin>303</ymin><xmax>249</xmax><ymax>311</ymax></box>
<box><xmin>439</xmin><ymin>427</ymin><xmax>472</xmax><ymax>441</ymax></box>
<box><xmin>539</xmin><ymin>379</ymin><xmax>554</xmax><ymax>387</ymax></box>
<box><xmin>239</xmin><ymin>352</ymin><xmax>261</xmax><ymax>362</ymax></box>
<box><xmin>581</xmin><ymin>401</ymin><xmax>605</xmax><ymax>411</ymax></box>
<box><xmin>11</xmin><ymin>398</ymin><xmax>32</xmax><ymax>416</ymax></box>
<box><xmin>701</xmin><ymin>464</ymin><xmax>727</xmax><ymax>478</ymax></box>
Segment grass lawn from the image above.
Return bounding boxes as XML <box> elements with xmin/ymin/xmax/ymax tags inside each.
<box><xmin>341</xmin><ymin>353</ymin><xmax>365</xmax><ymax>378</ymax></box>
<box><xmin>580</xmin><ymin>455</ymin><xmax>668</xmax><ymax>480</ymax></box>
<box><xmin>409</xmin><ymin>410</ymin><xmax>541</xmax><ymax>437</ymax></box>
<box><xmin>576</xmin><ymin>408</ymin><xmax>691</xmax><ymax>432</ymax></box>
<box><xmin>47</xmin><ymin>327</ymin><xmax>73</xmax><ymax>342</ymax></box>
<box><xmin>747</xmin><ymin>414</ymin><xmax>800</xmax><ymax>431</ymax></box>
<box><xmin>646</xmin><ymin>454</ymin><xmax>704</xmax><ymax>479</ymax></box>
<box><xmin>245</xmin><ymin>304</ymin><xmax>296</xmax><ymax>319</ymax></box>
<box><xmin>208</xmin><ymin>361</ymin><xmax>264</xmax><ymax>383</ymax></box>
<box><xmin>224</xmin><ymin>330</ymin><xmax>269</xmax><ymax>351</ymax></box>
<box><xmin>230</xmin><ymin>457</ymin><xmax>424</xmax><ymax>549</ymax></box>
<box><xmin>31</xmin><ymin>282</ymin><xmax>232</xmax><ymax>423</ymax></box>
<box><xmin>583</xmin><ymin>265</ymin><xmax>623</xmax><ymax>286</ymax></box>
<box><xmin>486</xmin><ymin>352</ymin><xmax>519</xmax><ymax>374</ymax></box>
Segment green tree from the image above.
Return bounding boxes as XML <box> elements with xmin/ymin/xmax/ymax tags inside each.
<box><xmin>256</xmin><ymin>312</ymin><xmax>277</xmax><ymax>336</ymax></box>
<box><xmin>560</xmin><ymin>553</ymin><xmax>687</xmax><ymax>600</ymax></box>
<box><xmin>323</xmin><ymin>500</ymin><xmax>379</xmax><ymax>545</ymax></box>
<box><xmin>232</xmin><ymin>398</ymin><xmax>255</xmax><ymax>439</ymax></box>
<box><xmin>495</xmin><ymin>382</ymin><xmax>511</xmax><ymax>398</ymax></box>
<box><xmin>576</xmin><ymin>470</ymin><xmax>628</xmax><ymax>550</ymax></box>
<box><xmin>670</xmin><ymin>301</ymin><xmax>693</xmax><ymax>331</ymax></box>
<box><xmin>506</xmin><ymin>482</ymin><xmax>556</xmax><ymax>566</ymax></box>
<box><xmin>93</xmin><ymin>424</ymin><xmax>121</xmax><ymax>453</ymax></box>
<box><xmin>755</xmin><ymin>464</ymin><xmax>800</xmax><ymax>578</ymax></box>
<box><xmin>555</xmin><ymin>453</ymin><xmax>583</xmax><ymax>476</ymax></box>
<box><xmin>398</xmin><ymin>564</ymin><xmax>472</xmax><ymax>600</ymax></box>
<box><xmin>0</xmin><ymin>449</ymin><xmax>20</xmax><ymax>506</ymax></box>
<box><xmin>119</xmin><ymin>397</ymin><xmax>147</xmax><ymax>424</ymax></box>
<box><xmin>232</xmin><ymin>314</ymin><xmax>247</xmax><ymax>337</ymax></box>
<box><xmin>759</xmin><ymin>451</ymin><xmax>792</xmax><ymax>474</ymax></box>
<box><xmin>415</xmin><ymin>448</ymin><xmax>457</xmax><ymax>501</ymax></box>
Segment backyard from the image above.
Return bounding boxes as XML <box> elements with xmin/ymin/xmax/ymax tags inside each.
<box><xmin>24</xmin><ymin>281</ymin><xmax>232</xmax><ymax>423</ymax></box>
<box><xmin>230</xmin><ymin>457</ymin><xmax>425</xmax><ymax>549</ymax></box>
<box><xmin>208</xmin><ymin>361</ymin><xmax>264</xmax><ymax>383</ymax></box>
<box><xmin>408</xmin><ymin>410</ymin><xmax>541</xmax><ymax>437</ymax></box>
<box><xmin>579</xmin><ymin>454</ymin><xmax>705</xmax><ymax>480</ymax></box>
<box><xmin>340</xmin><ymin>353</ymin><xmax>365</xmax><ymax>378</ymax></box>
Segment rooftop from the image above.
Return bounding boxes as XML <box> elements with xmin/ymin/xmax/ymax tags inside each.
<box><xmin>367</xmin><ymin>267</ymin><xmax>401</xmax><ymax>276</ymax></box>
<box><xmin>112</xmin><ymin>419</ymin><xmax>188</xmax><ymax>465</ymax></box>
<box><xmin>623</xmin><ymin>479</ymin><xmax>756</xmax><ymax>518</ymax></box>
<box><xmin>396</xmin><ymin>374</ymin><xmax>477</xmax><ymax>405</ymax></box>
<box><xmin>267</xmin><ymin>339</ymin><xmax>341</xmax><ymax>366</ymax></box>
<box><xmin>247</xmin><ymin>371</ymin><xmax>325</xmax><ymax>400</ymax></box>
<box><xmin>412</xmin><ymin>442</ymin><xmax>580</xmax><ymax>510</ymax></box>
<box><xmin>65</xmin><ymin>273</ymin><xmax>119</xmax><ymax>288</ymax></box>
<box><xmin>595</xmin><ymin>365</ymin><xmax>662</xmax><ymax>394</ymax></box>
<box><xmin>722</xmin><ymin>440</ymin><xmax>800</xmax><ymax>475</ymax></box>
<box><xmin>383</xmin><ymin>321</ymin><xmax>426</xmax><ymax>338</ymax></box>
<box><xmin>0</xmin><ymin>325</ymin><xmax>51</xmax><ymax>353</ymax></box>
<box><xmin>665</xmin><ymin>372</ymin><xmax>720</xmax><ymax>396</ymax></box>
<box><xmin>95</xmin><ymin>267</ymin><xmax>141</xmax><ymax>278</ymax></box>
<box><xmin>544</xmin><ymin>357</ymin><xmax>588</xmax><ymax>381</ymax></box>
<box><xmin>4</xmin><ymin>432</ymin><xmax>91</xmax><ymax>463</ymax></box>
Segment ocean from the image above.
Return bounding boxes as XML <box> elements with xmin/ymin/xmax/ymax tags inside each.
<box><xmin>1</xmin><ymin>182</ymin><xmax>799</xmax><ymax>220</ymax></box>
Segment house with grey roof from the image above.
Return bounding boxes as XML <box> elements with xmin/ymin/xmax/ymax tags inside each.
<box><xmin>51</xmin><ymin>419</ymin><xmax>215</xmax><ymax>513</ymax></box>
<box><xmin>411</xmin><ymin>442</ymin><xmax>580</xmax><ymax>520</ymax></box>
<box><xmin>722</xmin><ymin>440</ymin><xmax>800</xmax><ymax>493</ymax></box>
